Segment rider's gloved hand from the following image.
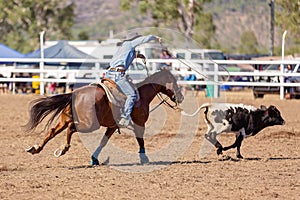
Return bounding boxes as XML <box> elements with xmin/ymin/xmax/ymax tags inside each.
<box><xmin>137</xmin><ymin>54</ymin><xmax>145</xmax><ymax>60</ymax></box>
<box><xmin>156</xmin><ymin>36</ymin><xmax>162</xmax><ymax>43</ymax></box>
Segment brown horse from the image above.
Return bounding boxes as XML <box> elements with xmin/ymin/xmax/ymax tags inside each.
<box><xmin>25</xmin><ymin>69</ymin><xmax>184</xmax><ymax>165</ymax></box>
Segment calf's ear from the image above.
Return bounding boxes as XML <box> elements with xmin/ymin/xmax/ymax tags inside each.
<box><xmin>262</xmin><ymin>110</ymin><xmax>270</xmax><ymax>122</ymax></box>
<box><xmin>268</xmin><ymin>105</ymin><xmax>276</xmax><ymax>110</ymax></box>
<box><xmin>260</xmin><ymin>105</ymin><xmax>267</xmax><ymax>110</ymax></box>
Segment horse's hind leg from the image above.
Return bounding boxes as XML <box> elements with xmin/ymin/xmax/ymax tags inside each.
<box><xmin>54</xmin><ymin>122</ymin><xmax>76</xmax><ymax>157</ymax></box>
<box><xmin>91</xmin><ymin>127</ymin><xmax>117</xmax><ymax>165</ymax></box>
<box><xmin>26</xmin><ymin>109</ymin><xmax>71</xmax><ymax>155</ymax></box>
<box><xmin>26</xmin><ymin>122</ymin><xmax>69</xmax><ymax>154</ymax></box>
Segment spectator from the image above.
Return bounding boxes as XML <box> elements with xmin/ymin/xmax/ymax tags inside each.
<box><xmin>284</xmin><ymin>64</ymin><xmax>293</xmax><ymax>99</ymax></box>
<box><xmin>101</xmin><ymin>72</ymin><xmax>106</xmax><ymax>79</ymax></box>
<box><xmin>57</xmin><ymin>77</ymin><xmax>67</xmax><ymax>93</ymax></box>
<box><xmin>0</xmin><ymin>74</ymin><xmax>8</xmax><ymax>94</ymax></box>
<box><xmin>48</xmin><ymin>82</ymin><xmax>57</xmax><ymax>94</ymax></box>
<box><xmin>182</xmin><ymin>68</ymin><xmax>198</xmax><ymax>96</ymax></box>
<box><xmin>16</xmin><ymin>73</ymin><xmax>27</xmax><ymax>94</ymax></box>
<box><xmin>159</xmin><ymin>49</ymin><xmax>172</xmax><ymax>70</ymax></box>
<box><xmin>31</xmin><ymin>73</ymin><xmax>40</xmax><ymax>94</ymax></box>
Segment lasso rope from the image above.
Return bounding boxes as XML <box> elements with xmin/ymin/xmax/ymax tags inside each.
<box><xmin>159</xmin><ymin>37</ymin><xmax>231</xmax><ymax>84</ymax></box>
<box><xmin>180</xmin><ymin>106</ymin><xmax>202</xmax><ymax>117</ymax></box>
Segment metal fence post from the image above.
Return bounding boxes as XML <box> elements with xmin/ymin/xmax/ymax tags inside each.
<box><xmin>95</xmin><ymin>62</ymin><xmax>100</xmax><ymax>82</ymax></box>
<box><xmin>280</xmin><ymin>30</ymin><xmax>287</xmax><ymax>100</ymax></box>
<box><xmin>39</xmin><ymin>31</ymin><xmax>45</xmax><ymax>95</ymax></box>
<box><xmin>214</xmin><ymin>63</ymin><xmax>219</xmax><ymax>98</ymax></box>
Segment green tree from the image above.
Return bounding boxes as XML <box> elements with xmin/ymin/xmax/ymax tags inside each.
<box><xmin>275</xmin><ymin>0</ymin><xmax>300</xmax><ymax>53</ymax></box>
<box><xmin>121</xmin><ymin>0</ymin><xmax>214</xmax><ymax>47</ymax></box>
<box><xmin>193</xmin><ymin>12</ymin><xmax>216</xmax><ymax>48</ymax></box>
<box><xmin>78</xmin><ymin>31</ymin><xmax>90</xmax><ymax>40</ymax></box>
<box><xmin>0</xmin><ymin>0</ymin><xmax>75</xmax><ymax>53</ymax></box>
<box><xmin>238</xmin><ymin>30</ymin><xmax>259</xmax><ymax>54</ymax></box>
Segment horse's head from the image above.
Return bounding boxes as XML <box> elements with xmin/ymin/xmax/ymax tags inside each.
<box><xmin>153</xmin><ymin>69</ymin><xmax>184</xmax><ymax>104</ymax></box>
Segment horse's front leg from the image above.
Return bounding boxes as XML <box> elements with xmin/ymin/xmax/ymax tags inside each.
<box><xmin>90</xmin><ymin>127</ymin><xmax>117</xmax><ymax>165</ymax></box>
<box><xmin>133</xmin><ymin>124</ymin><xmax>149</xmax><ymax>164</ymax></box>
<box><xmin>134</xmin><ymin>124</ymin><xmax>146</xmax><ymax>153</ymax></box>
<box><xmin>54</xmin><ymin>122</ymin><xmax>76</xmax><ymax>157</ymax></box>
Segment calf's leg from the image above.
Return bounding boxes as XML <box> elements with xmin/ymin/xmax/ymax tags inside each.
<box><xmin>235</xmin><ymin>135</ymin><xmax>244</xmax><ymax>159</ymax></box>
<box><xmin>222</xmin><ymin>134</ymin><xmax>244</xmax><ymax>158</ymax></box>
<box><xmin>205</xmin><ymin>131</ymin><xmax>223</xmax><ymax>155</ymax></box>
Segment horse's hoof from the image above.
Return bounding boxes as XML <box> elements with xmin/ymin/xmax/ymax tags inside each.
<box><xmin>25</xmin><ymin>146</ymin><xmax>35</xmax><ymax>154</ymax></box>
<box><xmin>25</xmin><ymin>145</ymin><xmax>39</xmax><ymax>154</ymax></box>
<box><xmin>236</xmin><ymin>154</ymin><xmax>244</xmax><ymax>159</ymax></box>
<box><xmin>139</xmin><ymin>148</ymin><xmax>146</xmax><ymax>153</ymax></box>
<box><xmin>54</xmin><ymin>148</ymin><xmax>63</xmax><ymax>157</ymax></box>
<box><xmin>139</xmin><ymin>153</ymin><xmax>149</xmax><ymax>164</ymax></box>
<box><xmin>90</xmin><ymin>156</ymin><xmax>99</xmax><ymax>166</ymax></box>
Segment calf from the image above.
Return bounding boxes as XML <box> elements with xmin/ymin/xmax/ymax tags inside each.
<box><xmin>200</xmin><ymin>103</ymin><xmax>285</xmax><ymax>158</ymax></box>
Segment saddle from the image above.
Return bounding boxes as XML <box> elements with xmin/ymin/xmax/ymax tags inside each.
<box><xmin>91</xmin><ymin>78</ymin><xmax>139</xmax><ymax>107</ymax></box>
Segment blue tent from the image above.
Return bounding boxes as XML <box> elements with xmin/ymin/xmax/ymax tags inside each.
<box><xmin>0</xmin><ymin>44</ymin><xmax>24</xmax><ymax>58</ymax></box>
<box><xmin>25</xmin><ymin>40</ymin><xmax>95</xmax><ymax>66</ymax></box>
<box><xmin>26</xmin><ymin>40</ymin><xmax>95</xmax><ymax>59</ymax></box>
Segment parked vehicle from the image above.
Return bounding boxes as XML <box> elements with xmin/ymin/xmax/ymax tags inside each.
<box><xmin>253</xmin><ymin>63</ymin><xmax>300</xmax><ymax>98</ymax></box>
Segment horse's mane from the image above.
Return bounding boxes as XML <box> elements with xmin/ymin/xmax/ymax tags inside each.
<box><xmin>135</xmin><ymin>70</ymin><xmax>172</xmax><ymax>88</ymax></box>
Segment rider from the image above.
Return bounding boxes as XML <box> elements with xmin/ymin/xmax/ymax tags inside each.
<box><xmin>107</xmin><ymin>33</ymin><xmax>161</xmax><ymax>127</ymax></box>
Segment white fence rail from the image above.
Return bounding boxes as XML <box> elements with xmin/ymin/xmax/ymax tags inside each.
<box><xmin>1</xmin><ymin>58</ymin><xmax>300</xmax><ymax>99</ymax></box>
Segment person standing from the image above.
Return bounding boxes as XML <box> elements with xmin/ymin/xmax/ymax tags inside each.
<box><xmin>284</xmin><ymin>64</ymin><xmax>293</xmax><ymax>99</ymax></box>
<box><xmin>159</xmin><ymin>49</ymin><xmax>172</xmax><ymax>70</ymax></box>
<box><xmin>106</xmin><ymin>33</ymin><xmax>161</xmax><ymax>127</ymax></box>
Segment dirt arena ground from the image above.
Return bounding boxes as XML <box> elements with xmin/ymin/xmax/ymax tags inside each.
<box><xmin>0</xmin><ymin>89</ymin><xmax>299</xmax><ymax>199</ymax></box>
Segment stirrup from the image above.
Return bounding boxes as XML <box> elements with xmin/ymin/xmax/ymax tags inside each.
<box><xmin>118</xmin><ymin>118</ymin><xmax>130</xmax><ymax>128</ymax></box>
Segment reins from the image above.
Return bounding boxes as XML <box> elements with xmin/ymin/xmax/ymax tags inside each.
<box><xmin>150</xmin><ymin>92</ymin><xmax>178</xmax><ymax>113</ymax></box>
<box><xmin>142</xmin><ymin>57</ymin><xmax>180</xmax><ymax>112</ymax></box>
<box><xmin>149</xmin><ymin>96</ymin><xmax>166</xmax><ymax>112</ymax></box>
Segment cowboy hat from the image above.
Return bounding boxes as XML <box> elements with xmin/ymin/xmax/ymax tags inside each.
<box><xmin>123</xmin><ymin>32</ymin><xmax>142</xmax><ymax>41</ymax></box>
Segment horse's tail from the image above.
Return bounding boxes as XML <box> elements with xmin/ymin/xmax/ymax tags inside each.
<box><xmin>181</xmin><ymin>103</ymin><xmax>211</xmax><ymax>117</ymax></box>
<box><xmin>24</xmin><ymin>93</ymin><xmax>73</xmax><ymax>132</ymax></box>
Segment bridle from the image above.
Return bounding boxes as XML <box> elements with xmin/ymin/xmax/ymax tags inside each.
<box><xmin>149</xmin><ymin>72</ymin><xmax>182</xmax><ymax>112</ymax></box>
<box><xmin>149</xmin><ymin>90</ymin><xmax>180</xmax><ymax>112</ymax></box>
<box><xmin>138</xmin><ymin>42</ymin><xmax>182</xmax><ymax>113</ymax></box>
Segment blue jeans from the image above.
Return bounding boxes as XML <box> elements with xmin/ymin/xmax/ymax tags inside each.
<box><xmin>105</xmin><ymin>70</ymin><xmax>121</xmax><ymax>82</ymax></box>
<box><xmin>116</xmin><ymin>76</ymin><xmax>137</xmax><ymax>120</ymax></box>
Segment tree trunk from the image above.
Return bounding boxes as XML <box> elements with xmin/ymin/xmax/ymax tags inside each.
<box><xmin>177</xmin><ymin>0</ymin><xmax>195</xmax><ymax>39</ymax></box>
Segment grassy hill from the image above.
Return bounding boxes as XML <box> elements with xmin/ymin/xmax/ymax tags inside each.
<box><xmin>206</xmin><ymin>0</ymin><xmax>273</xmax><ymax>53</ymax></box>
<box><xmin>72</xmin><ymin>0</ymin><xmax>276</xmax><ymax>54</ymax></box>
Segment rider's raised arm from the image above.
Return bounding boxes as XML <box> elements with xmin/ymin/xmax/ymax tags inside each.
<box><xmin>130</xmin><ymin>35</ymin><xmax>159</xmax><ymax>48</ymax></box>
